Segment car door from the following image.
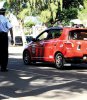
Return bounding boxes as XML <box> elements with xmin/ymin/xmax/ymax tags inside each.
<box><xmin>31</xmin><ymin>31</ymin><xmax>48</xmax><ymax>61</ymax></box>
<box><xmin>43</xmin><ymin>29</ymin><xmax>62</xmax><ymax>61</ymax></box>
<box><xmin>31</xmin><ymin>29</ymin><xmax>62</xmax><ymax>62</ymax></box>
<box><xmin>36</xmin><ymin>29</ymin><xmax>57</xmax><ymax>61</ymax></box>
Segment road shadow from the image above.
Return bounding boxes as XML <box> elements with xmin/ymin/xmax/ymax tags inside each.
<box><xmin>30</xmin><ymin>62</ymin><xmax>87</xmax><ymax>70</ymax></box>
<box><xmin>0</xmin><ymin>57</ymin><xmax>87</xmax><ymax>99</ymax></box>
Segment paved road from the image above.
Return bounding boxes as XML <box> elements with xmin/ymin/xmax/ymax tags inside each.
<box><xmin>0</xmin><ymin>46</ymin><xmax>87</xmax><ymax>100</ymax></box>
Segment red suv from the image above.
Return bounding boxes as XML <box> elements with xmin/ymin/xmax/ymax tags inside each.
<box><xmin>23</xmin><ymin>27</ymin><xmax>87</xmax><ymax>69</ymax></box>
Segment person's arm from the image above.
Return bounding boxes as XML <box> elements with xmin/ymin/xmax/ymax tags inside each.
<box><xmin>9</xmin><ymin>28</ymin><xmax>14</xmax><ymax>45</ymax></box>
<box><xmin>6</xmin><ymin>18</ymin><xmax>14</xmax><ymax>45</ymax></box>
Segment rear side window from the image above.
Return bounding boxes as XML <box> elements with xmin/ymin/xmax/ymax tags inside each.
<box><xmin>50</xmin><ymin>29</ymin><xmax>63</xmax><ymax>39</ymax></box>
<box><xmin>69</xmin><ymin>30</ymin><xmax>87</xmax><ymax>40</ymax></box>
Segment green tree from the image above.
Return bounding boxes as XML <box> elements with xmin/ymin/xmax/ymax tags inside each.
<box><xmin>4</xmin><ymin>0</ymin><xmax>85</xmax><ymax>26</ymax></box>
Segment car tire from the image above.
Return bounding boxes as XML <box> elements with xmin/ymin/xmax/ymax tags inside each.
<box><xmin>55</xmin><ymin>53</ymin><xmax>65</xmax><ymax>69</ymax></box>
<box><xmin>23</xmin><ymin>50</ymin><xmax>31</xmax><ymax>65</ymax></box>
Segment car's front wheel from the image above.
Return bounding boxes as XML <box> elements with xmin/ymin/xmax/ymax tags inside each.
<box><xmin>23</xmin><ymin>50</ymin><xmax>31</xmax><ymax>65</ymax></box>
<box><xmin>55</xmin><ymin>53</ymin><xmax>65</xmax><ymax>69</ymax></box>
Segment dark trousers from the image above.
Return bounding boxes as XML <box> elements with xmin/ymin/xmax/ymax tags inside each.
<box><xmin>0</xmin><ymin>32</ymin><xmax>8</xmax><ymax>69</ymax></box>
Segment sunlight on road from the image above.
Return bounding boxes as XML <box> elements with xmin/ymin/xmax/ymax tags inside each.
<box><xmin>8</xmin><ymin>46</ymin><xmax>23</xmax><ymax>54</ymax></box>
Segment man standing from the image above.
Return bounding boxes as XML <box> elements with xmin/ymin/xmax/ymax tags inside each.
<box><xmin>0</xmin><ymin>8</ymin><xmax>14</xmax><ymax>72</ymax></box>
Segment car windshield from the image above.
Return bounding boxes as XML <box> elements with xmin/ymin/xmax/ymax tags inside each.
<box><xmin>69</xmin><ymin>30</ymin><xmax>87</xmax><ymax>40</ymax></box>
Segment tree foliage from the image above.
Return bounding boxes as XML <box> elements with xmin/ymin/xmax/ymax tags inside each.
<box><xmin>3</xmin><ymin>0</ymin><xmax>86</xmax><ymax>26</ymax></box>
<box><xmin>63</xmin><ymin>0</ymin><xmax>84</xmax><ymax>9</ymax></box>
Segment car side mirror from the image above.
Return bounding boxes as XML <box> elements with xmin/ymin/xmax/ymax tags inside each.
<box><xmin>32</xmin><ymin>38</ymin><xmax>36</xmax><ymax>42</ymax></box>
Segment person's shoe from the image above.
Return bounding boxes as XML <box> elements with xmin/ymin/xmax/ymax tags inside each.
<box><xmin>1</xmin><ymin>69</ymin><xmax>8</xmax><ymax>72</ymax></box>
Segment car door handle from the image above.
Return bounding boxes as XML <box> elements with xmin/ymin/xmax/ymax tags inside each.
<box><xmin>54</xmin><ymin>44</ymin><xmax>56</xmax><ymax>46</ymax></box>
<box><xmin>40</xmin><ymin>45</ymin><xmax>43</xmax><ymax>47</ymax></box>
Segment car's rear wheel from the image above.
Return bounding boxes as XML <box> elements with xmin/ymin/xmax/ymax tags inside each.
<box><xmin>55</xmin><ymin>53</ymin><xmax>65</xmax><ymax>69</ymax></box>
<box><xmin>23</xmin><ymin>50</ymin><xmax>31</xmax><ymax>65</ymax></box>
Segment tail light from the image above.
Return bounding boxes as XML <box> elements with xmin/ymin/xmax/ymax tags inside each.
<box><xmin>64</xmin><ymin>42</ymin><xmax>74</xmax><ymax>48</ymax></box>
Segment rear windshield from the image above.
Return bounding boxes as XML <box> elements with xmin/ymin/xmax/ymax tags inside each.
<box><xmin>69</xmin><ymin>30</ymin><xmax>87</xmax><ymax>40</ymax></box>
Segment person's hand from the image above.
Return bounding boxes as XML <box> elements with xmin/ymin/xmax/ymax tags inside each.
<box><xmin>11</xmin><ymin>39</ymin><xmax>14</xmax><ymax>45</ymax></box>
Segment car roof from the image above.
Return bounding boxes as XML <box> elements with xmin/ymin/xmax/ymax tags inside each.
<box><xmin>44</xmin><ymin>26</ymin><xmax>87</xmax><ymax>31</ymax></box>
<box><xmin>44</xmin><ymin>27</ymin><xmax>63</xmax><ymax>31</ymax></box>
<box><xmin>44</xmin><ymin>26</ymin><xmax>75</xmax><ymax>32</ymax></box>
